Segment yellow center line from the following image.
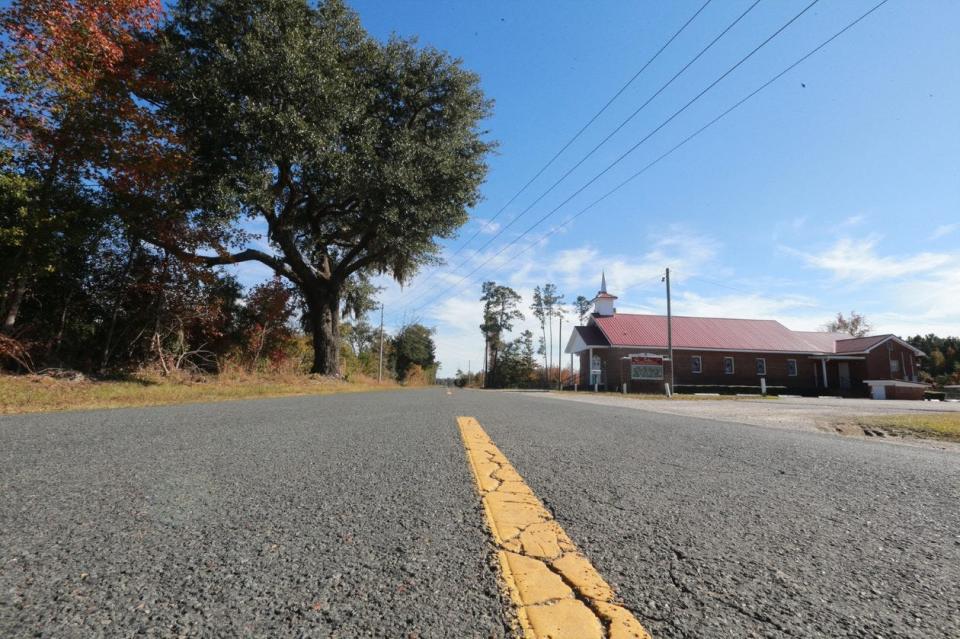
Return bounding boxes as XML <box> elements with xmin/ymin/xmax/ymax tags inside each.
<box><xmin>456</xmin><ymin>416</ymin><xmax>652</xmax><ymax>639</ymax></box>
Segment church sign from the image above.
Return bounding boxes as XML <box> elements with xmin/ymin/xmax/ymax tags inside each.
<box><xmin>630</xmin><ymin>353</ymin><xmax>664</xmax><ymax>380</ymax></box>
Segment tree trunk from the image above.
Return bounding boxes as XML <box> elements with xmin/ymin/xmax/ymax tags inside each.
<box><xmin>101</xmin><ymin>243</ymin><xmax>138</xmax><ymax>372</ymax></box>
<box><xmin>1</xmin><ymin>276</ymin><xmax>28</xmax><ymax>334</ymax></box>
<box><xmin>48</xmin><ymin>293</ymin><xmax>73</xmax><ymax>362</ymax></box>
<box><xmin>306</xmin><ymin>287</ymin><xmax>341</xmax><ymax>376</ymax></box>
<box><xmin>541</xmin><ymin>325</ymin><xmax>548</xmax><ymax>386</ymax></box>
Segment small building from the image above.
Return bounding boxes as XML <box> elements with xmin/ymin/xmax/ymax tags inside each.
<box><xmin>565</xmin><ymin>275</ymin><xmax>927</xmax><ymax>399</ymax></box>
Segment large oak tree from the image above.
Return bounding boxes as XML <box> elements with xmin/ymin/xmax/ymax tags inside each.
<box><xmin>151</xmin><ymin>0</ymin><xmax>493</xmax><ymax>374</ymax></box>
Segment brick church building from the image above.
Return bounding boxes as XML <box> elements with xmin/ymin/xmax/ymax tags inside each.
<box><xmin>565</xmin><ymin>275</ymin><xmax>927</xmax><ymax>399</ymax></box>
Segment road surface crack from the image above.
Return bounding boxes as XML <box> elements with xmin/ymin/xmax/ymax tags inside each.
<box><xmin>669</xmin><ymin>548</ymin><xmax>794</xmax><ymax>636</ymax></box>
<box><xmin>457</xmin><ymin>416</ymin><xmax>651</xmax><ymax>639</ymax></box>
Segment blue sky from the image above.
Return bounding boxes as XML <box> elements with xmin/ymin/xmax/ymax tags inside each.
<box><xmin>231</xmin><ymin>0</ymin><xmax>960</xmax><ymax>376</ymax></box>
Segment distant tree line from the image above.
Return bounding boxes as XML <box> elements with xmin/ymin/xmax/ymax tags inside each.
<box><xmin>908</xmin><ymin>335</ymin><xmax>960</xmax><ymax>387</ymax></box>
<box><xmin>474</xmin><ymin>280</ymin><xmax>585</xmax><ymax>389</ymax></box>
<box><xmin>826</xmin><ymin>315</ymin><xmax>959</xmax><ymax>387</ymax></box>
<box><xmin>341</xmin><ymin>319</ymin><xmax>437</xmax><ymax>383</ymax></box>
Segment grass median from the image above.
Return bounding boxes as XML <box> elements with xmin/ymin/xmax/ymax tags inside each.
<box><xmin>849</xmin><ymin>413</ymin><xmax>960</xmax><ymax>442</ymax></box>
<box><xmin>0</xmin><ymin>371</ymin><xmax>402</xmax><ymax>415</ymax></box>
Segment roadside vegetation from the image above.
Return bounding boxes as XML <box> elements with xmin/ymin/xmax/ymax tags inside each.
<box><xmin>0</xmin><ymin>370</ymin><xmax>400</xmax><ymax>415</ymax></box>
<box><xmin>1</xmin><ymin>0</ymin><xmax>469</xmax><ymax>401</ymax></box>
<box><xmin>906</xmin><ymin>335</ymin><xmax>960</xmax><ymax>387</ymax></box>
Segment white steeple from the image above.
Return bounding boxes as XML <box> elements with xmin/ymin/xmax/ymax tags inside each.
<box><xmin>592</xmin><ymin>271</ymin><xmax>617</xmax><ymax>317</ymax></box>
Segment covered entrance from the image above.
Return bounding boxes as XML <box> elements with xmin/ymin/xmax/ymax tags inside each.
<box><xmin>811</xmin><ymin>355</ymin><xmax>865</xmax><ymax>395</ymax></box>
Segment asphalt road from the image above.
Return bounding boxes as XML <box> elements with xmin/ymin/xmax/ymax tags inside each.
<box><xmin>2</xmin><ymin>388</ymin><xmax>958</xmax><ymax>638</ymax></box>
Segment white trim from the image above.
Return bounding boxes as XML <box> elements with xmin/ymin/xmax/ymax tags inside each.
<box><xmin>565</xmin><ymin>328</ymin><xmax>609</xmax><ymax>354</ymax></box>
<box><xmin>722</xmin><ymin>356</ymin><xmax>735</xmax><ymax>375</ymax></box>
<box><xmin>755</xmin><ymin>357</ymin><xmax>767</xmax><ymax>376</ymax></box>
<box><xmin>691</xmin><ymin>355</ymin><xmax>702</xmax><ymax>374</ymax></box>
<box><xmin>564</xmin><ymin>329</ymin><xmax>588</xmax><ymax>354</ymax></box>
<box><xmin>606</xmin><ymin>345</ymin><xmax>831</xmax><ymax>355</ymax></box>
<box><xmin>787</xmin><ymin>358</ymin><xmax>798</xmax><ymax>377</ymax></box>
<box><xmin>858</xmin><ymin>334</ymin><xmax>925</xmax><ymax>357</ymax></box>
<box><xmin>863</xmin><ymin>379</ymin><xmax>928</xmax><ymax>388</ymax></box>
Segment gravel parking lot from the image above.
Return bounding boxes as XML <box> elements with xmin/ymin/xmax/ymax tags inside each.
<box><xmin>541</xmin><ymin>392</ymin><xmax>960</xmax><ymax>443</ymax></box>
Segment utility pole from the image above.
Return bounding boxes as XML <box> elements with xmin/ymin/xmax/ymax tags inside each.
<box><xmin>663</xmin><ymin>268</ymin><xmax>674</xmax><ymax>391</ymax></box>
<box><xmin>558</xmin><ymin>312</ymin><xmax>563</xmax><ymax>389</ymax></box>
<box><xmin>377</xmin><ymin>303</ymin><xmax>384</xmax><ymax>383</ymax></box>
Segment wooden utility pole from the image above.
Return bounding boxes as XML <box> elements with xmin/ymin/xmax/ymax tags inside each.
<box><xmin>377</xmin><ymin>303</ymin><xmax>384</xmax><ymax>383</ymax></box>
<box><xmin>558</xmin><ymin>313</ymin><xmax>563</xmax><ymax>389</ymax></box>
<box><xmin>664</xmin><ymin>267</ymin><xmax>674</xmax><ymax>391</ymax></box>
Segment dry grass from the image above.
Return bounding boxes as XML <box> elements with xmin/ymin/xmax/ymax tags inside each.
<box><xmin>849</xmin><ymin>413</ymin><xmax>960</xmax><ymax>442</ymax></box>
<box><xmin>0</xmin><ymin>371</ymin><xmax>403</xmax><ymax>415</ymax></box>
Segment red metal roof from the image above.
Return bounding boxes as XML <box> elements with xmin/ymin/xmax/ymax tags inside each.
<box><xmin>835</xmin><ymin>334</ymin><xmax>893</xmax><ymax>353</ymax></box>
<box><xmin>591</xmin><ymin>314</ymin><xmax>839</xmax><ymax>353</ymax></box>
<box><xmin>792</xmin><ymin>331</ymin><xmax>847</xmax><ymax>353</ymax></box>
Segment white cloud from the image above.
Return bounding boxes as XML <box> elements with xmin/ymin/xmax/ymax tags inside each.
<box><xmin>392</xmin><ymin>226</ymin><xmax>722</xmax><ymax>374</ymax></box>
<box><xmin>790</xmin><ymin>236</ymin><xmax>953</xmax><ymax>283</ymax></box>
<box><xmin>474</xmin><ymin>218</ymin><xmax>502</xmax><ymax>235</ymax></box>
<box><xmin>529</xmin><ymin>228</ymin><xmax>719</xmax><ymax>300</ymax></box>
<box><xmin>931</xmin><ymin>223</ymin><xmax>959</xmax><ymax>240</ymax></box>
<box><xmin>873</xmin><ymin>268</ymin><xmax>960</xmax><ymax>337</ymax></box>
<box><xmin>841</xmin><ymin>214</ymin><xmax>866</xmax><ymax>227</ymax></box>
<box><xmin>664</xmin><ymin>291</ymin><xmax>820</xmax><ymax>320</ymax></box>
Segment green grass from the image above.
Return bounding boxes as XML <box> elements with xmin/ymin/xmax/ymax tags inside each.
<box><xmin>850</xmin><ymin>413</ymin><xmax>960</xmax><ymax>442</ymax></box>
<box><xmin>0</xmin><ymin>372</ymin><xmax>402</xmax><ymax>415</ymax></box>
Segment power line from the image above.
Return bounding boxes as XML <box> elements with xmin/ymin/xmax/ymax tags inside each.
<box><xmin>396</xmin><ymin>0</ymin><xmax>765</xmax><ymax>315</ymax></box>
<box><xmin>400</xmin><ymin>0</ymin><xmax>890</xmax><ymax>318</ymax></box>
<box><xmin>686</xmin><ymin>274</ymin><xmax>763</xmax><ymax>296</ymax></box>
<box><xmin>396</xmin><ymin>0</ymin><xmax>715</xmax><ymax>305</ymax></box>
<box><xmin>397</xmin><ymin>0</ymin><xmax>824</xmax><ymax>317</ymax></box>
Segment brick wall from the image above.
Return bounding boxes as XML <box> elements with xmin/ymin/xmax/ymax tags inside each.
<box><xmin>579</xmin><ymin>348</ymin><xmax>821</xmax><ymax>393</ymax></box>
<box><xmin>573</xmin><ymin>337</ymin><xmax>924</xmax><ymax>397</ymax></box>
<box><xmin>864</xmin><ymin>340</ymin><xmax>921</xmax><ymax>381</ymax></box>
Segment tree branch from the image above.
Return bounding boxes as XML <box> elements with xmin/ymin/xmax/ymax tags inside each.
<box><xmin>333</xmin><ymin>228</ymin><xmax>377</xmax><ymax>280</ymax></box>
<box><xmin>339</xmin><ymin>247</ymin><xmax>391</xmax><ymax>279</ymax></box>
<box><xmin>151</xmin><ymin>241</ymin><xmax>300</xmax><ymax>283</ymax></box>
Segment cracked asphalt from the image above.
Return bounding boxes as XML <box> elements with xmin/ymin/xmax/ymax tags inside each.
<box><xmin>2</xmin><ymin>388</ymin><xmax>959</xmax><ymax>638</ymax></box>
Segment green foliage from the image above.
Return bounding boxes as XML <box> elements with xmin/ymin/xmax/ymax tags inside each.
<box><xmin>479</xmin><ymin>281</ymin><xmax>524</xmax><ymax>388</ymax></box>
<box><xmin>1</xmin><ymin>0</ymin><xmax>483</xmax><ymax>378</ymax></box>
<box><xmin>908</xmin><ymin>334</ymin><xmax>960</xmax><ymax>386</ymax></box>
<box><xmin>392</xmin><ymin>322</ymin><xmax>436</xmax><ymax>382</ymax></box>
<box><xmin>574</xmin><ymin>295</ymin><xmax>592</xmax><ymax>325</ymax></box>
<box><xmin>492</xmin><ymin>329</ymin><xmax>538</xmax><ymax>388</ymax></box>
<box><xmin>153</xmin><ymin>0</ymin><xmax>494</xmax><ymax>374</ymax></box>
<box><xmin>454</xmin><ymin>368</ymin><xmax>482</xmax><ymax>388</ymax></box>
